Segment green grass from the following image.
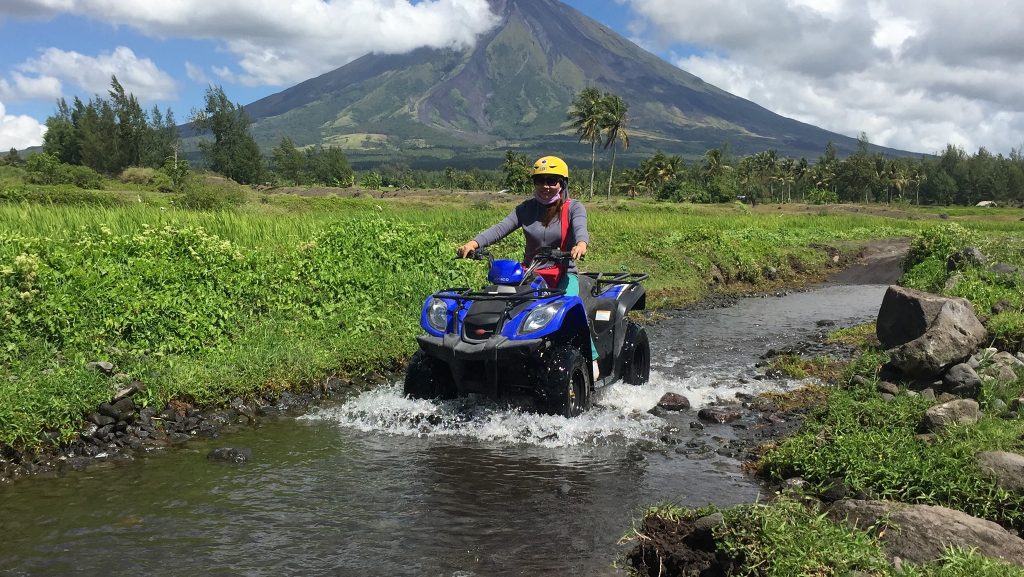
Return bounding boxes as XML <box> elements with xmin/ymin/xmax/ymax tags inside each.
<box><xmin>1</xmin><ymin>188</ymin><xmax>1022</xmax><ymax>455</ymax></box>
<box><xmin>628</xmin><ymin>499</ymin><xmax>1024</xmax><ymax>576</ymax></box>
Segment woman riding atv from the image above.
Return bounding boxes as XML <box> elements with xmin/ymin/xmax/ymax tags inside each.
<box><xmin>456</xmin><ymin>155</ymin><xmax>599</xmax><ymax>372</ymax></box>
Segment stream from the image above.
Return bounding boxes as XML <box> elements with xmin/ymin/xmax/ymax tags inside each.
<box><xmin>0</xmin><ymin>283</ymin><xmax>890</xmax><ymax>576</ymax></box>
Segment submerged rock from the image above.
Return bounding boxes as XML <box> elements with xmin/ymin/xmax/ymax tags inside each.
<box><xmin>207</xmin><ymin>447</ymin><xmax>252</xmax><ymax>464</ymax></box>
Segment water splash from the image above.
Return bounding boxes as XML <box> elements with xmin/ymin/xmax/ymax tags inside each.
<box><xmin>303</xmin><ymin>368</ymin><xmax>796</xmax><ymax>448</ymax></box>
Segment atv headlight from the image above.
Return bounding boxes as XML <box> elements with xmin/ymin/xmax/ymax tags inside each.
<box><xmin>426</xmin><ymin>298</ymin><xmax>449</xmax><ymax>332</ymax></box>
<box><xmin>519</xmin><ymin>302</ymin><xmax>562</xmax><ymax>335</ymax></box>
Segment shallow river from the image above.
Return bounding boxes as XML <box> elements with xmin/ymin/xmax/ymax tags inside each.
<box><xmin>0</xmin><ymin>283</ymin><xmax>889</xmax><ymax>576</ymax></box>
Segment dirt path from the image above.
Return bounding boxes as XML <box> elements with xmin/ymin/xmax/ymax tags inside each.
<box><xmin>829</xmin><ymin>237</ymin><xmax>910</xmax><ymax>285</ymax></box>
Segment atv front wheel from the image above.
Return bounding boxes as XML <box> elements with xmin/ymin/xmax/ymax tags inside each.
<box><xmin>537</xmin><ymin>344</ymin><xmax>591</xmax><ymax>417</ymax></box>
<box><xmin>404</xmin><ymin>349</ymin><xmax>456</xmax><ymax>400</ymax></box>
<box><xmin>622</xmin><ymin>321</ymin><xmax>650</xmax><ymax>386</ymax></box>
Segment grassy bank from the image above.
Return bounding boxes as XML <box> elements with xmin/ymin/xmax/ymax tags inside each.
<box><xmin>625</xmin><ymin>218</ymin><xmax>1024</xmax><ymax>575</ymax></box>
<box><xmin>1</xmin><ymin>176</ymin><xmax>1021</xmax><ymax>458</ymax></box>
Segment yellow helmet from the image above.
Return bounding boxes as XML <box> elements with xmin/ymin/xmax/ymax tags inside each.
<box><xmin>532</xmin><ymin>155</ymin><xmax>569</xmax><ymax>179</ymax></box>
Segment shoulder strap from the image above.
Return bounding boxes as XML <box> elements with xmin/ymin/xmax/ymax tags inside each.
<box><xmin>559</xmin><ymin>199</ymin><xmax>572</xmax><ymax>250</ymax></box>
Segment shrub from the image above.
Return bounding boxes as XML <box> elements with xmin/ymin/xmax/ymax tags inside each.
<box><xmin>806</xmin><ymin>187</ymin><xmax>839</xmax><ymax>204</ymax></box>
<box><xmin>905</xmin><ymin>223</ymin><xmax>977</xmax><ymax>270</ymax></box>
<box><xmin>120</xmin><ymin>166</ymin><xmax>172</xmax><ymax>190</ymax></box>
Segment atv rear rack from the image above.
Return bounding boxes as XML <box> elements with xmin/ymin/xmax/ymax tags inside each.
<box><xmin>581</xmin><ymin>272</ymin><xmax>649</xmax><ymax>285</ymax></box>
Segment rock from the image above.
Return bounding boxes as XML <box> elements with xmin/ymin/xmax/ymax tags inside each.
<box><xmin>828</xmin><ymin>499</ymin><xmax>1024</xmax><ymax>566</ymax></box>
<box><xmin>86</xmin><ymin>412</ymin><xmax>116</xmax><ymax>427</ymax></box>
<box><xmin>989</xmin><ymin>399</ymin><xmax>1009</xmax><ymax>415</ymax></box>
<box><xmin>990</xmin><ymin>262</ymin><xmax>1019</xmax><ymax>275</ymax></box>
<box><xmin>647</xmin><ymin>406</ymin><xmax>669</xmax><ymax>418</ymax></box>
<box><xmin>656</xmin><ymin>392</ymin><xmax>691</xmax><ymax>411</ymax></box>
<box><xmin>922</xmin><ymin>399</ymin><xmax>981</xmax><ymax>432</ymax></box>
<box><xmin>692</xmin><ymin>512</ymin><xmax>724</xmax><ymax>533</ymax></box>
<box><xmin>85</xmin><ymin>361</ymin><xmax>115</xmax><ymax>376</ymax></box>
<box><xmin>876</xmin><ymin>286</ymin><xmax>954</xmax><ymax>349</ymax></box>
<box><xmin>941</xmin><ymin>363</ymin><xmax>982</xmax><ymax>398</ymax></box>
<box><xmin>697</xmin><ymin>407</ymin><xmax>742</xmax><ymax>424</ymax></box>
<box><xmin>976</xmin><ymin>451</ymin><xmax>1024</xmax><ymax>492</ymax></box>
<box><xmin>820</xmin><ymin>478</ymin><xmax>850</xmax><ymax>502</ymax></box>
<box><xmin>878</xmin><ymin>381</ymin><xmax>900</xmax><ymax>396</ymax></box>
<box><xmin>207</xmin><ymin>447</ymin><xmax>252</xmax><ymax>463</ymax></box>
<box><xmin>946</xmin><ymin>246</ymin><xmax>986</xmax><ymax>271</ymax></box>
<box><xmin>992</xmin><ymin>300</ymin><xmax>1017</xmax><ymax>315</ymax></box>
<box><xmin>112</xmin><ymin>380</ymin><xmax>146</xmax><ymax>402</ymax></box>
<box><xmin>886</xmin><ymin>294</ymin><xmax>987</xmax><ymax>379</ymax></box>
<box><xmin>111</xmin><ymin>397</ymin><xmax>136</xmax><ymax>420</ymax></box>
<box><xmin>850</xmin><ymin>375</ymin><xmax>870</xmax><ymax>386</ymax></box>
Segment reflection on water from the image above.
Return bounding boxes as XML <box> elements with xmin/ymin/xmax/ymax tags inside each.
<box><xmin>0</xmin><ymin>284</ymin><xmax>887</xmax><ymax>577</ymax></box>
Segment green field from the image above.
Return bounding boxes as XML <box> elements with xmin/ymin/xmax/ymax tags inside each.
<box><xmin>1</xmin><ymin>179</ymin><xmax>1022</xmax><ymax>455</ymax></box>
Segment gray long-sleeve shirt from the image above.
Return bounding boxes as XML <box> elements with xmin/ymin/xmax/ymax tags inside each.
<box><xmin>473</xmin><ymin>196</ymin><xmax>590</xmax><ymax>274</ymax></box>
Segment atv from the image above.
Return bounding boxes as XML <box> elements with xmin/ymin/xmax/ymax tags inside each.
<box><xmin>404</xmin><ymin>247</ymin><xmax>650</xmax><ymax>417</ymax></box>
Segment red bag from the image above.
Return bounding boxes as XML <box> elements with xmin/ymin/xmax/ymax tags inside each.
<box><xmin>534</xmin><ymin>199</ymin><xmax>571</xmax><ymax>288</ymax></box>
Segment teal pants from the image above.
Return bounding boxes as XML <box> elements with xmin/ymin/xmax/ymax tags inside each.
<box><xmin>560</xmin><ymin>273</ymin><xmax>599</xmax><ymax>361</ymax></box>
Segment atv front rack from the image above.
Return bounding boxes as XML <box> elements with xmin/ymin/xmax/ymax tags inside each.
<box><xmin>432</xmin><ymin>287</ymin><xmax>566</xmax><ymax>304</ymax></box>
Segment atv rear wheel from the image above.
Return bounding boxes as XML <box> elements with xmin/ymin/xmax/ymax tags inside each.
<box><xmin>622</xmin><ymin>321</ymin><xmax>650</xmax><ymax>386</ymax></box>
<box><xmin>404</xmin><ymin>349</ymin><xmax>456</xmax><ymax>400</ymax></box>
<box><xmin>537</xmin><ymin>344</ymin><xmax>591</xmax><ymax>417</ymax></box>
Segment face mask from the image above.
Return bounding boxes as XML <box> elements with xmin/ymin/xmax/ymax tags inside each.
<box><xmin>534</xmin><ymin>187</ymin><xmax>561</xmax><ymax>205</ymax></box>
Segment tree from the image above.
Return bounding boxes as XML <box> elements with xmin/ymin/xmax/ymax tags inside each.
<box><xmin>41</xmin><ymin>77</ymin><xmax>180</xmax><ymax>174</ymax></box>
<box><xmin>600</xmin><ymin>93</ymin><xmax>629</xmax><ymax>199</ymax></box>
<box><xmin>501</xmin><ymin>150</ymin><xmax>532</xmax><ymax>194</ymax></box>
<box><xmin>192</xmin><ymin>85</ymin><xmax>264</xmax><ymax>184</ymax></box>
<box><xmin>109</xmin><ymin>75</ymin><xmax>147</xmax><ymax>169</ymax></box>
<box><xmin>444</xmin><ymin>166</ymin><xmax>455</xmax><ymax>193</ymax></box>
<box><xmin>42</xmin><ymin>98</ymin><xmax>78</xmax><ymax>165</ymax></box>
<box><xmin>567</xmin><ymin>87</ymin><xmax>603</xmax><ymax>199</ymax></box>
<box><xmin>271</xmin><ymin>136</ymin><xmax>305</xmax><ymax>184</ymax></box>
<box><xmin>4</xmin><ymin>148</ymin><xmax>21</xmax><ymax>165</ymax></box>
<box><xmin>143</xmin><ymin>105</ymin><xmax>179</xmax><ymax>168</ymax></box>
<box><xmin>307</xmin><ymin>146</ymin><xmax>353</xmax><ymax>186</ymax></box>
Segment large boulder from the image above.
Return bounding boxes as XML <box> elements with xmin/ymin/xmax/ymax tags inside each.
<box><xmin>877</xmin><ymin>287</ymin><xmax>987</xmax><ymax>379</ymax></box>
<box><xmin>829</xmin><ymin>499</ymin><xmax>1024</xmax><ymax>566</ymax></box>
<box><xmin>876</xmin><ymin>286</ymin><xmax>952</xmax><ymax>349</ymax></box>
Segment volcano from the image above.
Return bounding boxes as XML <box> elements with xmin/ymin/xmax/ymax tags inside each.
<box><xmin>237</xmin><ymin>0</ymin><xmax>891</xmax><ymax>168</ymax></box>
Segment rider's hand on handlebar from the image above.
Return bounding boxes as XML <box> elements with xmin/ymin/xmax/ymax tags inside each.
<box><xmin>570</xmin><ymin>241</ymin><xmax>588</xmax><ymax>261</ymax></box>
<box><xmin>456</xmin><ymin>240</ymin><xmax>479</xmax><ymax>259</ymax></box>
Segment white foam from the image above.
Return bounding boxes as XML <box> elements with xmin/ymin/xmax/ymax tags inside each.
<box><xmin>302</xmin><ymin>368</ymin><xmax>800</xmax><ymax>448</ymax></box>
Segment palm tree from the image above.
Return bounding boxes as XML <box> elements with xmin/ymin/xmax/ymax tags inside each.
<box><xmin>599</xmin><ymin>93</ymin><xmax>629</xmax><ymax>199</ymax></box>
<box><xmin>567</xmin><ymin>87</ymin><xmax>603</xmax><ymax>199</ymax></box>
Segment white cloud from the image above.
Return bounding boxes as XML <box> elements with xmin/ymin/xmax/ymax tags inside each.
<box><xmin>13</xmin><ymin>46</ymin><xmax>177</xmax><ymax>101</ymax></box>
<box><xmin>0</xmin><ymin>72</ymin><xmax>62</xmax><ymax>101</ymax></box>
<box><xmin>0</xmin><ymin>101</ymin><xmax>47</xmax><ymax>150</ymax></box>
<box><xmin>1</xmin><ymin>0</ymin><xmax>500</xmax><ymax>86</ymax></box>
<box><xmin>184</xmin><ymin>61</ymin><xmax>210</xmax><ymax>85</ymax></box>
<box><xmin>625</xmin><ymin>0</ymin><xmax>1024</xmax><ymax>154</ymax></box>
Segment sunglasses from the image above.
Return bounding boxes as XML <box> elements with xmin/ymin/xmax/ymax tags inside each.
<box><xmin>532</xmin><ymin>175</ymin><xmax>562</xmax><ymax>185</ymax></box>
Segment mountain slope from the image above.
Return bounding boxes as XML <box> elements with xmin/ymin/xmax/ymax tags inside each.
<box><xmin>239</xmin><ymin>0</ymin><xmax>896</xmax><ymax>167</ymax></box>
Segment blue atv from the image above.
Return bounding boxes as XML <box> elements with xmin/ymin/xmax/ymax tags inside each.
<box><xmin>405</xmin><ymin>247</ymin><xmax>650</xmax><ymax>417</ymax></box>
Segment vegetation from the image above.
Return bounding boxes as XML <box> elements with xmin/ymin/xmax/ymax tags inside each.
<box><xmin>191</xmin><ymin>85</ymin><xmax>264</xmax><ymax>185</ymax></box>
<box><xmin>2</xmin><ymin>165</ymin><xmax>977</xmax><ymax>451</ymax></box>
<box><xmin>42</xmin><ymin>76</ymin><xmax>179</xmax><ymax>175</ymax></box>
<box><xmin>28</xmin><ymin>83</ymin><xmax>1024</xmax><ymax>208</ymax></box>
<box><xmin>628</xmin><ymin>501</ymin><xmax>1024</xmax><ymax>576</ymax></box>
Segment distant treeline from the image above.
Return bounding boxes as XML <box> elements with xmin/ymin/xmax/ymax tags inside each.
<box><xmin>9</xmin><ymin>79</ymin><xmax>1022</xmax><ymax>206</ymax></box>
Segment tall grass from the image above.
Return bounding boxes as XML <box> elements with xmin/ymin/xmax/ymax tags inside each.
<box><xmin>1</xmin><ymin>196</ymin><xmax>1021</xmax><ymax>450</ymax></box>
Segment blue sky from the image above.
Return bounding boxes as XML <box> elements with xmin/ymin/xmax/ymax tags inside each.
<box><xmin>2</xmin><ymin>1</ymin><xmax>1022</xmax><ymax>155</ymax></box>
